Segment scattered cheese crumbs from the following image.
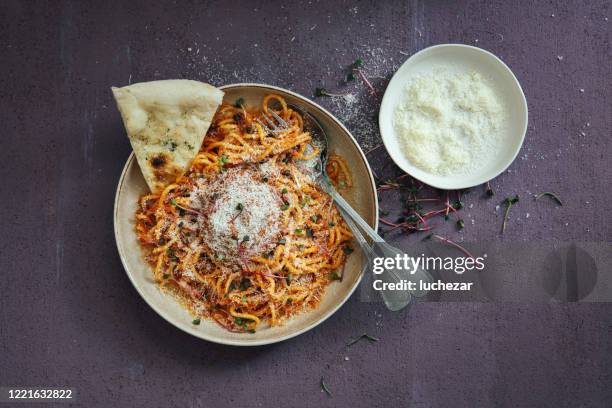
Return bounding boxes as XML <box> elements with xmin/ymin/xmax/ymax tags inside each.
<box><xmin>394</xmin><ymin>70</ymin><xmax>506</xmax><ymax>176</ymax></box>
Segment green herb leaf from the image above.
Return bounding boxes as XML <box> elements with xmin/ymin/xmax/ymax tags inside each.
<box><xmin>486</xmin><ymin>181</ymin><xmax>494</xmax><ymax>197</ymax></box>
<box><xmin>346</xmin><ymin>72</ymin><xmax>356</xmax><ymax>81</ymax></box>
<box><xmin>192</xmin><ymin>318</ymin><xmax>201</xmax><ymax>325</ymax></box>
<box><xmin>234</xmin><ymin>97</ymin><xmax>245</xmax><ymax>108</ymax></box>
<box><xmin>281</xmin><ymin>188</ymin><xmax>288</xmax><ymax>194</ymax></box>
<box><xmin>315</xmin><ymin>87</ymin><xmax>329</xmax><ymax>97</ymax></box>
<box><xmin>534</xmin><ymin>192</ymin><xmax>562</xmax><ymax>206</ymax></box>
<box><xmin>280</xmin><ymin>203</ymin><xmax>290</xmax><ymax>211</ymax></box>
<box><xmin>306</xmin><ymin>228</ymin><xmax>314</xmax><ymax>238</ymax></box>
<box><xmin>242</xmin><ymin>235</ymin><xmax>250</xmax><ymax>243</ymax></box>
<box><xmin>320</xmin><ymin>377</ymin><xmax>332</xmax><ymax>397</ymax></box>
<box><xmin>346</xmin><ymin>333</ymin><xmax>379</xmax><ymax>347</ymax></box>
<box><xmin>294</xmin><ymin>228</ymin><xmax>303</xmax><ymax>235</ymax></box>
<box><xmin>328</xmin><ymin>221</ymin><xmax>336</xmax><ymax>227</ymax></box>
<box><xmin>329</xmin><ymin>272</ymin><xmax>341</xmax><ymax>281</ymax></box>
<box><xmin>170</xmin><ymin>198</ymin><xmax>177</xmax><ymax>206</ymax></box>
<box><xmin>501</xmin><ymin>195</ymin><xmax>520</xmax><ymax>233</ymax></box>
<box><xmin>352</xmin><ymin>58</ymin><xmax>364</xmax><ymax>68</ymax></box>
<box><xmin>457</xmin><ymin>219</ymin><xmax>465</xmax><ymax>230</ymax></box>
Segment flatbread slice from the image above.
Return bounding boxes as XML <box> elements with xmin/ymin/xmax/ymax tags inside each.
<box><xmin>112</xmin><ymin>79</ymin><xmax>224</xmax><ymax>194</ymax></box>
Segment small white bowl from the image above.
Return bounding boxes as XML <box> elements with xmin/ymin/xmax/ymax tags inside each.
<box><xmin>379</xmin><ymin>44</ymin><xmax>528</xmax><ymax>190</ymax></box>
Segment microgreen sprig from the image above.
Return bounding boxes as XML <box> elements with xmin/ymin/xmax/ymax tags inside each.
<box><xmin>534</xmin><ymin>192</ymin><xmax>562</xmax><ymax>206</ymax></box>
<box><xmin>314</xmin><ymin>87</ymin><xmax>346</xmax><ymax>98</ymax></box>
<box><xmin>320</xmin><ymin>377</ymin><xmax>332</xmax><ymax>396</ymax></box>
<box><xmin>501</xmin><ymin>195</ymin><xmax>519</xmax><ymax>234</ymax></box>
<box><xmin>346</xmin><ymin>333</ymin><xmax>379</xmax><ymax>347</ymax></box>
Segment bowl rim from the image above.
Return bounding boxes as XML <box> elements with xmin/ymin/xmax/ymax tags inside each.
<box><xmin>113</xmin><ymin>82</ymin><xmax>379</xmax><ymax>346</ymax></box>
<box><xmin>378</xmin><ymin>43</ymin><xmax>529</xmax><ymax>190</ymax></box>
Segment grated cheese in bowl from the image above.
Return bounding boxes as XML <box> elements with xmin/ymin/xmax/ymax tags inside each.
<box><xmin>393</xmin><ymin>69</ymin><xmax>506</xmax><ymax>176</ymax></box>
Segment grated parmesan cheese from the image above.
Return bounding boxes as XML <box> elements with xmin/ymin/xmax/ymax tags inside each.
<box><xmin>192</xmin><ymin>165</ymin><xmax>283</xmax><ymax>267</ymax></box>
<box><xmin>393</xmin><ymin>70</ymin><xmax>506</xmax><ymax>176</ymax></box>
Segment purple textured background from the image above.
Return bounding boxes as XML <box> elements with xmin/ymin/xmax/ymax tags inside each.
<box><xmin>1</xmin><ymin>0</ymin><xmax>611</xmax><ymax>407</ymax></box>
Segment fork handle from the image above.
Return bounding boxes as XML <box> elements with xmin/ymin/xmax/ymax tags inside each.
<box><xmin>320</xmin><ymin>178</ymin><xmax>432</xmax><ymax>311</ymax></box>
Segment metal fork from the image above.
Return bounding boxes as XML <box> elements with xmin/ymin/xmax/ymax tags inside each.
<box><xmin>257</xmin><ymin>111</ymin><xmax>289</xmax><ymax>134</ymax></box>
<box><xmin>289</xmin><ymin>104</ymin><xmax>432</xmax><ymax>311</ymax></box>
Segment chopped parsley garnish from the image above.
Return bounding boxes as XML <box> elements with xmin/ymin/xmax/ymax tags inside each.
<box><xmin>534</xmin><ymin>191</ymin><xmax>562</xmax><ymax>206</ymax></box>
<box><xmin>342</xmin><ymin>246</ymin><xmax>354</xmax><ymax>255</ymax></box>
<box><xmin>192</xmin><ymin>318</ymin><xmax>201</xmax><ymax>325</ymax></box>
<box><xmin>320</xmin><ymin>377</ymin><xmax>332</xmax><ymax>397</ymax></box>
<box><xmin>294</xmin><ymin>228</ymin><xmax>303</xmax><ymax>235</ymax></box>
<box><xmin>236</xmin><ymin>203</ymin><xmax>244</xmax><ymax>211</ymax></box>
<box><xmin>239</xmin><ymin>278</ymin><xmax>251</xmax><ymax>290</ymax></box>
<box><xmin>234</xmin><ymin>97</ymin><xmax>245</xmax><ymax>108</ymax></box>
<box><xmin>281</xmin><ymin>188</ymin><xmax>288</xmax><ymax>194</ymax></box>
<box><xmin>346</xmin><ymin>333</ymin><xmax>379</xmax><ymax>347</ymax></box>
<box><xmin>329</xmin><ymin>272</ymin><xmax>341</xmax><ymax>281</ymax></box>
<box><xmin>328</xmin><ymin>221</ymin><xmax>336</xmax><ymax>227</ymax></box>
<box><xmin>352</xmin><ymin>58</ymin><xmax>364</xmax><ymax>68</ymax></box>
<box><xmin>170</xmin><ymin>198</ymin><xmax>177</xmax><ymax>206</ymax></box>
<box><xmin>306</xmin><ymin>228</ymin><xmax>314</xmax><ymax>237</ymax></box>
<box><xmin>280</xmin><ymin>203</ymin><xmax>290</xmax><ymax>211</ymax></box>
<box><xmin>501</xmin><ymin>195</ymin><xmax>520</xmax><ymax>233</ymax></box>
<box><xmin>242</xmin><ymin>235</ymin><xmax>250</xmax><ymax>243</ymax></box>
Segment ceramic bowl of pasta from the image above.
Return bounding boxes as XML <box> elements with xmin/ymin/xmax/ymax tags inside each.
<box><xmin>114</xmin><ymin>83</ymin><xmax>378</xmax><ymax>346</ymax></box>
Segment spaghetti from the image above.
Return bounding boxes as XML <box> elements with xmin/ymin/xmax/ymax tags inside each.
<box><xmin>135</xmin><ymin>94</ymin><xmax>353</xmax><ymax>333</ymax></box>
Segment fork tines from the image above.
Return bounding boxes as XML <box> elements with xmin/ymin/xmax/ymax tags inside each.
<box><xmin>256</xmin><ymin>112</ymin><xmax>289</xmax><ymax>135</ymax></box>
